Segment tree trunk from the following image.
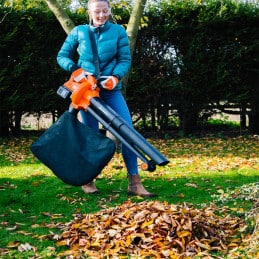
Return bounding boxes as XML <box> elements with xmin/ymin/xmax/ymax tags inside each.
<box><xmin>123</xmin><ymin>0</ymin><xmax>147</xmax><ymax>90</ymax></box>
<box><xmin>179</xmin><ymin>109</ymin><xmax>198</xmax><ymax>136</ymax></box>
<box><xmin>240</xmin><ymin>104</ymin><xmax>247</xmax><ymax>129</ymax></box>
<box><xmin>248</xmin><ymin>82</ymin><xmax>259</xmax><ymax>134</ymax></box>
<box><xmin>126</xmin><ymin>0</ymin><xmax>147</xmax><ymax>59</ymax></box>
<box><xmin>44</xmin><ymin>0</ymin><xmax>75</xmax><ymax>34</ymax></box>
<box><xmin>13</xmin><ymin>110</ymin><xmax>22</xmax><ymax>135</ymax></box>
<box><xmin>249</xmin><ymin>99</ymin><xmax>259</xmax><ymax>134</ymax></box>
<box><xmin>0</xmin><ymin>110</ymin><xmax>10</xmax><ymax>136</ymax></box>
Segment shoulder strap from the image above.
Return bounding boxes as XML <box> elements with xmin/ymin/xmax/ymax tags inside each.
<box><xmin>88</xmin><ymin>26</ymin><xmax>100</xmax><ymax>80</ymax></box>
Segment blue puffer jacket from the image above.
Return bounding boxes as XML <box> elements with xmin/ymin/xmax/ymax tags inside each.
<box><xmin>57</xmin><ymin>21</ymin><xmax>131</xmax><ymax>90</ymax></box>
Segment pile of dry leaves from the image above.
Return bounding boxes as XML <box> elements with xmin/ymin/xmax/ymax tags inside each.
<box><xmin>54</xmin><ymin>200</ymin><xmax>248</xmax><ymax>258</ymax></box>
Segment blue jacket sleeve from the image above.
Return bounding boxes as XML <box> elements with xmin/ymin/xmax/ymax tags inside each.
<box><xmin>111</xmin><ymin>25</ymin><xmax>131</xmax><ymax>80</ymax></box>
<box><xmin>57</xmin><ymin>27</ymin><xmax>80</xmax><ymax>72</ymax></box>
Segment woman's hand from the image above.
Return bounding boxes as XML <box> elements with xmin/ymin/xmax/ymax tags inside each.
<box><xmin>99</xmin><ymin>76</ymin><xmax>119</xmax><ymax>90</ymax></box>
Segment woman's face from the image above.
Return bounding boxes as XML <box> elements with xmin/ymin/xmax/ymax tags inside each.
<box><xmin>88</xmin><ymin>1</ymin><xmax>110</xmax><ymax>27</ymax></box>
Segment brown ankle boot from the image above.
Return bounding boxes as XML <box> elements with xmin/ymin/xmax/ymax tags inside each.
<box><xmin>127</xmin><ymin>174</ymin><xmax>157</xmax><ymax>197</ymax></box>
<box><xmin>81</xmin><ymin>180</ymin><xmax>99</xmax><ymax>194</ymax></box>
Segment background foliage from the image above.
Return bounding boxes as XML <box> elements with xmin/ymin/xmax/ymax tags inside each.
<box><xmin>0</xmin><ymin>0</ymin><xmax>258</xmax><ymax>136</ymax></box>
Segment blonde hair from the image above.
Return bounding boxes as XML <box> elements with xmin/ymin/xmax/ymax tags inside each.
<box><xmin>87</xmin><ymin>0</ymin><xmax>110</xmax><ymax>9</ymax></box>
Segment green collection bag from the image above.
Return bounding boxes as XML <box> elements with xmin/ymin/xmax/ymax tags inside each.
<box><xmin>30</xmin><ymin>111</ymin><xmax>116</xmax><ymax>186</ymax></box>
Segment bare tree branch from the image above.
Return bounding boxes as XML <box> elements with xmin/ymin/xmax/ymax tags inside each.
<box><xmin>44</xmin><ymin>0</ymin><xmax>75</xmax><ymax>34</ymax></box>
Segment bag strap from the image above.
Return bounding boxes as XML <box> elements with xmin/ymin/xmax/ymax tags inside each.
<box><xmin>88</xmin><ymin>26</ymin><xmax>100</xmax><ymax>80</ymax></box>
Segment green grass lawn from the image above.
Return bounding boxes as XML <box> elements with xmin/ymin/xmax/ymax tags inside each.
<box><xmin>0</xmin><ymin>134</ymin><xmax>258</xmax><ymax>258</ymax></box>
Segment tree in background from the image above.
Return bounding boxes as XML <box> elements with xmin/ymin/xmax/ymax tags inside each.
<box><xmin>0</xmin><ymin>0</ymin><xmax>258</xmax><ymax>135</ymax></box>
<box><xmin>0</xmin><ymin>0</ymin><xmax>148</xmax><ymax>135</ymax></box>
<box><xmin>44</xmin><ymin>0</ymin><xmax>75</xmax><ymax>34</ymax></box>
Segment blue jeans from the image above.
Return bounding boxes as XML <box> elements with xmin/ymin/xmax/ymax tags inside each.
<box><xmin>80</xmin><ymin>89</ymin><xmax>138</xmax><ymax>175</ymax></box>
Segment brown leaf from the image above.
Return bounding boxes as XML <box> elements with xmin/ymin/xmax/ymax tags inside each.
<box><xmin>52</xmin><ymin>200</ymin><xmax>247</xmax><ymax>258</ymax></box>
<box><xmin>6</xmin><ymin>241</ymin><xmax>20</xmax><ymax>248</ymax></box>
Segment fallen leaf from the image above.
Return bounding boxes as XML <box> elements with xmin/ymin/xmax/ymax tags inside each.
<box><xmin>18</xmin><ymin>243</ymin><xmax>33</xmax><ymax>252</ymax></box>
<box><xmin>50</xmin><ymin>200</ymin><xmax>247</xmax><ymax>258</ymax></box>
<box><xmin>6</xmin><ymin>241</ymin><xmax>20</xmax><ymax>248</ymax></box>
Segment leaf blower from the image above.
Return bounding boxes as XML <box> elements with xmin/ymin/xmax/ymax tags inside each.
<box><xmin>57</xmin><ymin>69</ymin><xmax>169</xmax><ymax>172</ymax></box>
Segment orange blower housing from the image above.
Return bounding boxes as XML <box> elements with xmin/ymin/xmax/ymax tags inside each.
<box><xmin>59</xmin><ymin>73</ymin><xmax>100</xmax><ymax>110</ymax></box>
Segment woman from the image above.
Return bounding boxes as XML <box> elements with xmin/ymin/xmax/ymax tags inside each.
<box><xmin>57</xmin><ymin>0</ymin><xmax>156</xmax><ymax>197</ymax></box>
